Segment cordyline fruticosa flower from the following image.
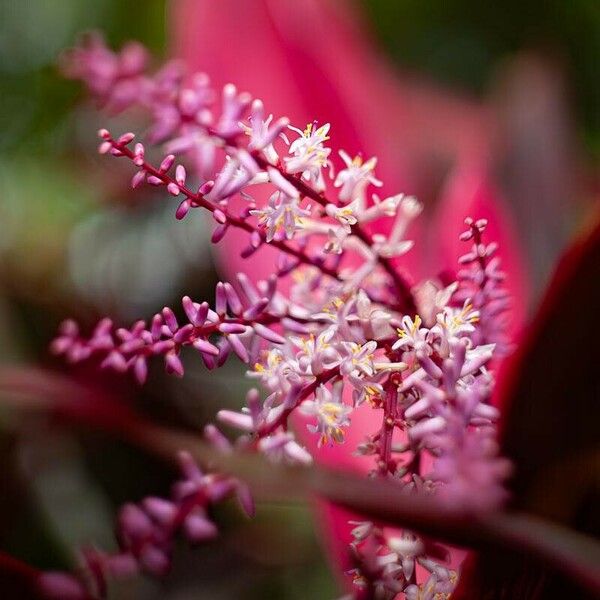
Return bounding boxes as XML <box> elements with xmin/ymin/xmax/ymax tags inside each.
<box><xmin>0</xmin><ymin>24</ymin><xmax>597</xmax><ymax>600</ymax></box>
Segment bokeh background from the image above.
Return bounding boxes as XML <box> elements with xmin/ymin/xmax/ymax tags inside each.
<box><xmin>0</xmin><ymin>0</ymin><xmax>597</xmax><ymax>598</ymax></box>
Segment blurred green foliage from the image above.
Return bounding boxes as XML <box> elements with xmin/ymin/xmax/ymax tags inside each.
<box><xmin>0</xmin><ymin>0</ymin><xmax>167</xmax><ymax>156</ymax></box>
<box><xmin>364</xmin><ymin>0</ymin><xmax>600</xmax><ymax>156</ymax></box>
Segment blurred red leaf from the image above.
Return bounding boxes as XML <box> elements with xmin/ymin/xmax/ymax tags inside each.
<box><xmin>0</xmin><ymin>550</ymin><xmax>40</xmax><ymax>600</ymax></box>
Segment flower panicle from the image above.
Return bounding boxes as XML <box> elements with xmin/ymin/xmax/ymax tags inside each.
<box><xmin>66</xmin><ymin>32</ymin><xmax>418</xmax><ymax>312</ymax></box>
<box><xmin>51</xmin><ymin>274</ymin><xmax>305</xmax><ymax>382</ymax></box>
<box><xmin>48</xmin><ymin>34</ymin><xmax>519</xmax><ymax>599</ymax></box>
<box><xmin>346</xmin><ymin>521</ymin><xmax>457</xmax><ymax>599</ymax></box>
<box><xmin>38</xmin><ymin>448</ymin><xmax>252</xmax><ymax>599</ymax></box>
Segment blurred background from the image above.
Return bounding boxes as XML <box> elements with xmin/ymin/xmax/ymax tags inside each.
<box><xmin>0</xmin><ymin>0</ymin><xmax>597</xmax><ymax>598</ymax></box>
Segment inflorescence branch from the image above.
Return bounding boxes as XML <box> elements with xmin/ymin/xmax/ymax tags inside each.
<box><xmin>44</xmin><ymin>34</ymin><xmax>516</xmax><ymax>600</ymax></box>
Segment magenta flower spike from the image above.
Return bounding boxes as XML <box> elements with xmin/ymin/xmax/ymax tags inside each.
<box><xmin>47</xmin><ymin>30</ymin><xmax>531</xmax><ymax>598</ymax></box>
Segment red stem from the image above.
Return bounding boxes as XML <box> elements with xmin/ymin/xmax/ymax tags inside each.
<box><xmin>108</xmin><ymin>138</ymin><xmax>342</xmax><ymax>281</ymax></box>
<box><xmin>251</xmin><ymin>151</ymin><xmax>416</xmax><ymax>313</ymax></box>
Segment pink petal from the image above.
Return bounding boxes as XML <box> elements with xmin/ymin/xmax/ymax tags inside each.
<box><xmin>170</xmin><ymin>0</ymin><xmax>506</xmax><ymax>584</ymax></box>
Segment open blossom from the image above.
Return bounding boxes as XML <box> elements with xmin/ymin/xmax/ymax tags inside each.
<box><xmin>301</xmin><ymin>383</ymin><xmax>352</xmax><ymax>446</ymax></box>
<box><xmin>290</xmin><ymin>330</ymin><xmax>339</xmax><ymax>375</ymax></box>
<box><xmin>405</xmin><ymin>570</ymin><xmax>456</xmax><ymax>600</ymax></box>
<box><xmin>247</xmin><ymin>347</ymin><xmax>305</xmax><ymax>391</ymax></box>
<box><xmin>334</xmin><ymin>150</ymin><xmax>382</xmax><ymax>203</ymax></box>
<box><xmin>285</xmin><ymin>122</ymin><xmax>331</xmax><ymax>187</ymax></box>
<box><xmin>392</xmin><ymin>314</ymin><xmax>429</xmax><ymax>352</ymax></box>
<box><xmin>242</xmin><ymin>99</ymin><xmax>289</xmax><ymax>161</ymax></box>
<box><xmin>250</xmin><ymin>191</ymin><xmax>310</xmax><ymax>241</ymax></box>
<box><xmin>349</xmin><ymin>375</ymin><xmax>384</xmax><ymax>407</ymax></box>
<box><xmin>413</xmin><ymin>280</ymin><xmax>458</xmax><ymax>327</ymax></box>
<box><xmin>348</xmin><ymin>523</ymin><xmax>458</xmax><ymax>598</ymax></box>
<box><xmin>50</xmin><ymin>34</ymin><xmax>518</xmax><ymax>599</ymax></box>
<box><xmin>347</xmin><ymin>289</ymin><xmax>395</xmax><ymax>340</ymax></box>
<box><xmin>257</xmin><ymin>431</ymin><xmax>313</xmax><ymax>465</ymax></box>
<box><xmin>325</xmin><ymin>198</ymin><xmax>360</xmax><ymax>232</ymax></box>
<box><xmin>339</xmin><ymin>340</ymin><xmax>377</xmax><ymax>378</ymax></box>
<box><xmin>434</xmin><ymin>300</ymin><xmax>480</xmax><ymax>338</ymax></box>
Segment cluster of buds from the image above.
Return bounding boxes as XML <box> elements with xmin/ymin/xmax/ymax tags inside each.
<box><xmin>39</xmin><ymin>449</ymin><xmax>252</xmax><ymax>599</ymax></box>
<box><xmin>51</xmin><ymin>34</ymin><xmax>516</xmax><ymax>598</ymax></box>
<box><xmin>456</xmin><ymin>218</ymin><xmax>514</xmax><ymax>353</ymax></box>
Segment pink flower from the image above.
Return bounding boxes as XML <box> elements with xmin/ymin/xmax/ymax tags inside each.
<box><xmin>169</xmin><ymin>0</ymin><xmax>529</xmax><ymax>585</ymax></box>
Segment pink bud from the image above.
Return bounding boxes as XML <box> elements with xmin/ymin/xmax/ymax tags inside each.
<box><xmin>142</xmin><ymin>497</ymin><xmax>177</xmax><ymax>525</ymax></box>
<box><xmin>211</xmin><ymin>223</ymin><xmax>229</xmax><ymax>243</ymax></box>
<box><xmin>227</xmin><ymin>334</ymin><xmax>249</xmax><ymax>363</ymax></box>
<box><xmin>177</xmin><ymin>450</ymin><xmax>203</xmax><ymax>481</ymax></box>
<box><xmin>409</xmin><ymin>416</ymin><xmax>446</xmax><ymax>442</ymax></box>
<box><xmin>37</xmin><ymin>573</ymin><xmax>88</xmax><ymax>600</ymax></box>
<box><xmin>215</xmin><ymin>282</ymin><xmax>227</xmax><ymax>316</ymax></box>
<box><xmin>236</xmin><ymin>272</ymin><xmax>260</xmax><ymax>304</ymax></box>
<box><xmin>213</xmin><ymin>209</ymin><xmax>227</xmax><ymax>224</ymax></box>
<box><xmin>165</xmin><ymin>351</ymin><xmax>184</xmax><ymax>377</ymax></box>
<box><xmin>223</xmin><ymin>282</ymin><xmax>243</xmax><ymax>315</ymax></box>
<box><xmin>182</xmin><ymin>295</ymin><xmax>198</xmax><ymax>324</ymax></box>
<box><xmin>131</xmin><ymin>170</ymin><xmax>146</xmax><ymax>188</ymax></box>
<box><xmin>199</xmin><ymin>180</ymin><xmax>214</xmax><ymax>195</ymax></box>
<box><xmin>139</xmin><ymin>544</ymin><xmax>170</xmax><ymax>577</ymax></box>
<box><xmin>183</xmin><ymin>514</ymin><xmax>218</xmax><ymax>543</ymax></box>
<box><xmin>193</xmin><ymin>338</ymin><xmax>220</xmax><ymax>357</ymax></box>
<box><xmin>240</xmin><ymin>244</ymin><xmax>258</xmax><ymax>259</ymax></box>
<box><xmin>250</xmin><ymin>230</ymin><xmax>262</xmax><ymax>248</ymax></box>
<box><xmin>175</xmin><ymin>165</ymin><xmax>186</xmax><ymax>186</ymax></box>
<box><xmin>201</xmin><ymin>353</ymin><xmax>217</xmax><ymax>370</ymax></box>
<box><xmin>217</xmin><ymin>410</ymin><xmax>253</xmax><ymax>431</ymax></box>
<box><xmin>162</xmin><ymin>307</ymin><xmax>178</xmax><ymax>332</ymax></box>
<box><xmin>218</xmin><ymin>322</ymin><xmax>246</xmax><ymax>334</ymax></box>
<box><xmin>104</xmin><ymin>553</ymin><xmax>139</xmax><ymax>577</ymax></box>
<box><xmin>205</xmin><ymin>478</ymin><xmax>237</xmax><ymax>502</ymax></box>
<box><xmin>117</xmin><ymin>132</ymin><xmax>135</xmax><ymax>144</ymax></box>
<box><xmin>235</xmin><ymin>484</ymin><xmax>255</xmax><ymax>517</ymax></box>
<box><xmin>173</xmin><ymin>323</ymin><xmax>194</xmax><ymax>343</ymax></box>
<box><xmin>167</xmin><ymin>182</ymin><xmax>180</xmax><ymax>196</ymax></box>
<box><xmin>152</xmin><ymin>340</ymin><xmax>175</xmax><ymax>354</ymax></box>
<box><xmin>134</xmin><ymin>357</ymin><xmax>148</xmax><ymax>385</ymax></box>
<box><xmin>50</xmin><ymin>336</ymin><xmax>72</xmax><ymax>355</ymax></box>
<box><xmin>196</xmin><ymin>302</ymin><xmax>210</xmax><ymax>324</ymax></box>
<box><xmin>59</xmin><ymin>319</ymin><xmax>79</xmax><ymax>336</ymax></box>
<box><xmin>176</xmin><ymin>199</ymin><xmax>192</xmax><ymax>220</ymax></box>
<box><xmin>100</xmin><ymin>351</ymin><xmax>128</xmax><ymax>373</ymax></box>
<box><xmin>253</xmin><ymin>323</ymin><xmax>285</xmax><ymax>344</ymax></box>
<box><xmin>151</xmin><ymin>314</ymin><xmax>163</xmax><ymax>340</ymax></box>
<box><xmin>118</xmin><ymin>504</ymin><xmax>153</xmax><ymax>539</ymax></box>
<box><xmin>159</xmin><ymin>154</ymin><xmax>175</xmax><ymax>172</ymax></box>
<box><xmin>245</xmin><ymin>388</ymin><xmax>262</xmax><ymax>420</ymax></box>
<box><xmin>98</xmin><ymin>141</ymin><xmax>112</xmax><ymax>154</ymax></box>
<box><xmin>243</xmin><ymin>298</ymin><xmax>269</xmax><ymax>320</ymax></box>
<box><xmin>204</xmin><ymin>424</ymin><xmax>232</xmax><ymax>452</ymax></box>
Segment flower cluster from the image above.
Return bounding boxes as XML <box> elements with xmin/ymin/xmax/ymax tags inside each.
<box><xmin>345</xmin><ymin>521</ymin><xmax>456</xmax><ymax>600</ymax></box>
<box><xmin>51</xmin><ymin>34</ymin><xmax>516</xmax><ymax>598</ymax></box>
<box><xmin>455</xmin><ymin>218</ymin><xmax>513</xmax><ymax>353</ymax></box>
<box><xmin>38</xmin><ymin>448</ymin><xmax>251</xmax><ymax>599</ymax></box>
